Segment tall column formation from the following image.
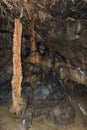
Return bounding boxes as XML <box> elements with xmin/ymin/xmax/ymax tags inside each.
<box><xmin>9</xmin><ymin>19</ymin><xmax>23</xmax><ymax>115</ymax></box>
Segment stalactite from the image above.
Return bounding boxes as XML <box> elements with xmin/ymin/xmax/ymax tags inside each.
<box><xmin>29</xmin><ymin>19</ymin><xmax>40</xmax><ymax>64</ymax></box>
<box><xmin>9</xmin><ymin>18</ymin><xmax>24</xmax><ymax>115</ymax></box>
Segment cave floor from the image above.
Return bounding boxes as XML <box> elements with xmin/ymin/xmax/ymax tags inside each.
<box><xmin>29</xmin><ymin>89</ymin><xmax>87</xmax><ymax>130</ymax></box>
<box><xmin>0</xmin><ymin>86</ymin><xmax>87</xmax><ymax>130</ymax></box>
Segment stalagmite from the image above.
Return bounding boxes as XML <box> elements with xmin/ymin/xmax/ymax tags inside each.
<box><xmin>9</xmin><ymin>19</ymin><xmax>24</xmax><ymax>115</ymax></box>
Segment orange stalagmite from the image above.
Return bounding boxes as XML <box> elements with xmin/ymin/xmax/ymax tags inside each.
<box><xmin>9</xmin><ymin>19</ymin><xmax>23</xmax><ymax>115</ymax></box>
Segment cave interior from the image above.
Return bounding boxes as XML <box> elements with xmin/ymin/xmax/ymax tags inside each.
<box><xmin>0</xmin><ymin>0</ymin><xmax>87</xmax><ymax>130</ymax></box>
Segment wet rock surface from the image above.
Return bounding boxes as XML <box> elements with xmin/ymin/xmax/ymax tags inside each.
<box><xmin>16</xmin><ymin>113</ymin><xmax>32</xmax><ymax>130</ymax></box>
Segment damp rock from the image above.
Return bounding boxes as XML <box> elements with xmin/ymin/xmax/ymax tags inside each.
<box><xmin>47</xmin><ymin>102</ymin><xmax>75</xmax><ymax>126</ymax></box>
<box><xmin>16</xmin><ymin>112</ymin><xmax>33</xmax><ymax>130</ymax></box>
